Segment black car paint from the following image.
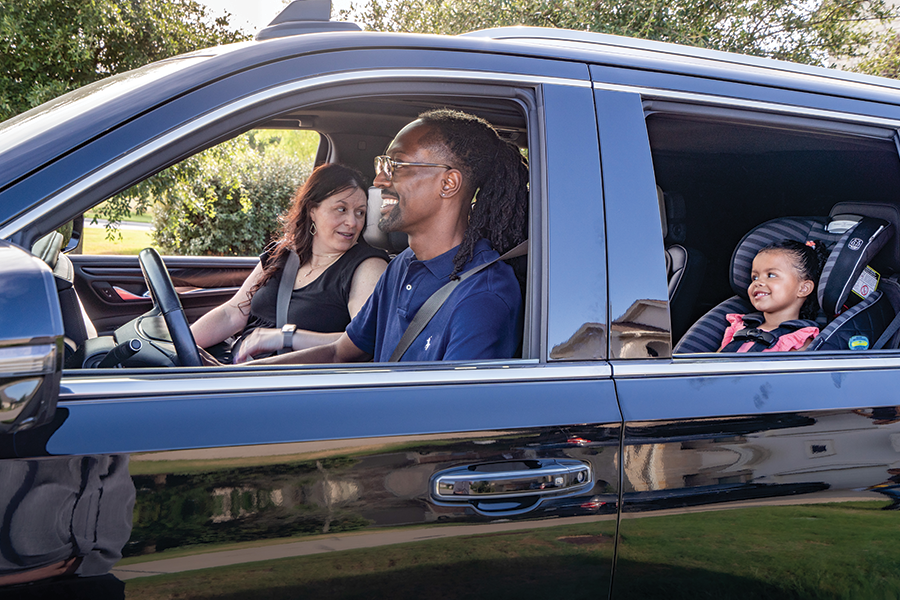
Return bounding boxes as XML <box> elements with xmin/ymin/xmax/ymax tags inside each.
<box><xmin>0</xmin><ymin>16</ymin><xmax>899</xmax><ymax>599</ymax></box>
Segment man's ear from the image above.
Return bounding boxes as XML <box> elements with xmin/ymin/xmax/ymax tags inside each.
<box><xmin>439</xmin><ymin>169</ymin><xmax>463</xmax><ymax>199</ymax></box>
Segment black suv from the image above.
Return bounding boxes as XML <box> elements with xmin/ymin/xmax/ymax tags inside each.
<box><xmin>2</xmin><ymin>1</ymin><xmax>900</xmax><ymax>598</ymax></box>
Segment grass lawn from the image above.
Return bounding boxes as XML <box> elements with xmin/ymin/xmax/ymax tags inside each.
<box><xmin>124</xmin><ymin>501</ymin><xmax>899</xmax><ymax>600</ymax></box>
<box><xmin>82</xmin><ymin>227</ymin><xmax>155</xmax><ymax>255</ymax></box>
<box><xmin>85</xmin><ymin>209</ymin><xmax>154</xmax><ymax>224</ymax></box>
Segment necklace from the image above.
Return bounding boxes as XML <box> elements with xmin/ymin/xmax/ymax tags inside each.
<box><xmin>301</xmin><ymin>253</ymin><xmax>341</xmax><ymax>279</ymax></box>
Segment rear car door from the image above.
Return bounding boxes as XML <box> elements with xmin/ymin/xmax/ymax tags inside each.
<box><xmin>595</xmin><ymin>72</ymin><xmax>900</xmax><ymax>598</ymax></box>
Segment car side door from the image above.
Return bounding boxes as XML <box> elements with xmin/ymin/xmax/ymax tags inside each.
<box><xmin>5</xmin><ymin>55</ymin><xmax>622</xmax><ymax>599</ymax></box>
<box><xmin>596</xmin><ymin>79</ymin><xmax>900</xmax><ymax>598</ymax></box>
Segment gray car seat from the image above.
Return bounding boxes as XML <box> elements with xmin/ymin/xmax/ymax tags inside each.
<box><xmin>811</xmin><ymin>203</ymin><xmax>900</xmax><ymax>350</ymax></box>
<box><xmin>675</xmin><ymin>205</ymin><xmax>897</xmax><ymax>353</ymax></box>
<box><xmin>31</xmin><ymin>231</ymin><xmax>97</xmax><ymax>357</ymax></box>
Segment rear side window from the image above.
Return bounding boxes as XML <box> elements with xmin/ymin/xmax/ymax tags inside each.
<box><xmin>646</xmin><ymin>108</ymin><xmax>900</xmax><ymax>354</ymax></box>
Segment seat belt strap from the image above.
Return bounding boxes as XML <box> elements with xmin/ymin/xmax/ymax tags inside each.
<box><xmin>275</xmin><ymin>250</ymin><xmax>300</xmax><ymax>355</ymax></box>
<box><xmin>874</xmin><ymin>310</ymin><xmax>900</xmax><ymax>349</ymax></box>
<box><xmin>389</xmin><ymin>240</ymin><xmax>528</xmax><ymax>362</ymax></box>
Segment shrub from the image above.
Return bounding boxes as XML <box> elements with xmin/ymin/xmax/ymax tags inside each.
<box><xmin>104</xmin><ymin>131</ymin><xmax>314</xmax><ymax>256</ymax></box>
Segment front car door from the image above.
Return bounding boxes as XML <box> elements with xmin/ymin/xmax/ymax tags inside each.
<box><xmin>0</xmin><ymin>41</ymin><xmax>622</xmax><ymax>599</ymax></box>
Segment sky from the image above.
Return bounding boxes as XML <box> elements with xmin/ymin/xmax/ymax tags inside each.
<box><xmin>201</xmin><ymin>0</ymin><xmax>355</xmax><ymax>35</ymax></box>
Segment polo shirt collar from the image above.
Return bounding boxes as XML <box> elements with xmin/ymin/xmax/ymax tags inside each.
<box><xmin>414</xmin><ymin>239</ymin><xmax>493</xmax><ymax>279</ymax></box>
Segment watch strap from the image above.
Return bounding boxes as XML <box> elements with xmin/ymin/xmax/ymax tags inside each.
<box><xmin>281</xmin><ymin>324</ymin><xmax>296</xmax><ymax>353</ymax></box>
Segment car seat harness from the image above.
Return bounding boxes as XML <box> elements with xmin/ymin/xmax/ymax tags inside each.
<box><xmin>720</xmin><ymin>312</ymin><xmax>819</xmax><ymax>352</ymax></box>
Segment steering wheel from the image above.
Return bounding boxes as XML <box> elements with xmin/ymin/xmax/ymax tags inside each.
<box><xmin>138</xmin><ymin>248</ymin><xmax>202</xmax><ymax>367</ymax></box>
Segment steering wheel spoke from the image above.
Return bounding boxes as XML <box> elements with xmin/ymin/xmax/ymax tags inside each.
<box><xmin>138</xmin><ymin>248</ymin><xmax>202</xmax><ymax>367</ymax></box>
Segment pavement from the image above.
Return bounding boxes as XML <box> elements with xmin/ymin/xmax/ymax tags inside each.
<box><xmin>85</xmin><ymin>218</ymin><xmax>153</xmax><ymax>231</ymax></box>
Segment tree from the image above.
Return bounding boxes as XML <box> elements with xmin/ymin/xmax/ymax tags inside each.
<box><xmin>0</xmin><ymin>0</ymin><xmax>249</xmax><ymax>122</ymax></box>
<box><xmin>341</xmin><ymin>0</ymin><xmax>897</xmax><ymax>68</ymax></box>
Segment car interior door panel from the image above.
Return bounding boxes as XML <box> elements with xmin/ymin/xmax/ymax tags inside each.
<box><xmin>70</xmin><ymin>255</ymin><xmax>256</xmax><ymax>335</ymax></box>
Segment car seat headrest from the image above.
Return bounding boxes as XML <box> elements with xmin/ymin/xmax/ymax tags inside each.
<box><xmin>31</xmin><ymin>230</ymin><xmax>64</xmax><ymax>269</ymax></box>
<box><xmin>818</xmin><ymin>216</ymin><xmax>893</xmax><ymax>318</ymax></box>
<box><xmin>363</xmin><ymin>186</ymin><xmax>408</xmax><ymax>255</ymax></box>
<box><xmin>729</xmin><ymin>216</ymin><xmax>839</xmax><ymax>297</ymax></box>
<box><xmin>829</xmin><ymin>202</ymin><xmax>900</xmax><ymax>271</ymax></box>
<box><xmin>657</xmin><ymin>186</ymin><xmax>687</xmax><ymax>245</ymax></box>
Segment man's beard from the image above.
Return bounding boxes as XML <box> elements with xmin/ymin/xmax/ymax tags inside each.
<box><xmin>378</xmin><ymin>203</ymin><xmax>402</xmax><ymax>233</ymax></box>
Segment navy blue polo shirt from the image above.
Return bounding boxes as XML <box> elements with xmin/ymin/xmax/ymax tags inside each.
<box><xmin>346</xmin><ymin>238</ymin><xmax>522</xmax><ymax>361</ymax></box>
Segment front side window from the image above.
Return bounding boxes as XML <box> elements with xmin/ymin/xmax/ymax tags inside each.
<box><xmin>59</xmin><ymin>91</ymin><xmax>538</xmax><ymax>371</ymax></box>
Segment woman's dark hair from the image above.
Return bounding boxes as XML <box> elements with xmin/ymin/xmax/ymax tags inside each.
<box><xmin>416</xmin><ymin>109</ymin><xmax>528</xmax><ymax>276</ymax></box>
<box><xmin>244</xmin><ymin>163</ymin><xmax>366</xmax><ymax>308</ymax></box>
<box><xmin>758</xmin><ymin>239</ymin><xmax>829</xmax><ymax>320</ymax></box>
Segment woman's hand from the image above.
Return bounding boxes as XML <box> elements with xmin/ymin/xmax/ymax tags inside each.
<box><xmin>233</xmin><ymin>327</ymin><xmax>283</xmax><ymax>364</ymax></box>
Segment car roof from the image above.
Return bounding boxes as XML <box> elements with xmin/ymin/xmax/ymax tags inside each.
<box><xmin>2</xmin><ymin>24</ymin><xmax>900</xmax><ymax>210</ymax></box>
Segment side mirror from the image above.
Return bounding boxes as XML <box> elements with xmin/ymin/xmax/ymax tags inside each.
<box><xmin>0</xmin><ymin>242</ymin><xmax>63</xmax><ymax>434</ymax></box>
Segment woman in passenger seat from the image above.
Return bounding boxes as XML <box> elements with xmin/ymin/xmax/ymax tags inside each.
<box><xmin>191</xmin><ymin>163</ymin><xmax>388</xmax><ymax>362</ymax></box>
<box><xmin>719</xmin><ymin>240</ymin><xmax>828</xmax><ymax>352</ymax></box>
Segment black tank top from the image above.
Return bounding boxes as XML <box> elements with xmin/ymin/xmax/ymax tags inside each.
<box><xmin>240</xmin><ymin>241</ymin><xmax>388</xmax><ymax>339</ymax></box>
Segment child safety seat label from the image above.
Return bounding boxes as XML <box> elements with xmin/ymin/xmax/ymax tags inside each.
<box><xmin>852</xmin><ymin>265</ymin><xmax>880</xmax><ymax>300</ymax></box>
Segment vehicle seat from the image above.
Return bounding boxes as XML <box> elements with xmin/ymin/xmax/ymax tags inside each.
<box><xmin>659</xmin><ymin>187</ymin><xmax>707</xmax><ymax>342</ymax></box>
<box><xmin>676</xmin><ymin>204</ymin><xmax>899</xmax><ymax>353</ymax></box>
<box><xmin>31</xmin><ymin>231</ymin><xmax>97</xmax><ymax>356</ymax></box>
<box><xmin>674</xmin><ymin>216</ymin><xmax>845</xmax><ymax>353</ymax></box>
<box><xmin>810</xmin><ymin>203</ymin><xmax>900</xmax><ymax>350</ymax></box>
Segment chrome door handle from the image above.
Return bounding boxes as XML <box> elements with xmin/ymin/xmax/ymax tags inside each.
<box><xmin>431</xmin><ymin>459</ymin><xmax>592</xmax><ymax>516</ymax></box>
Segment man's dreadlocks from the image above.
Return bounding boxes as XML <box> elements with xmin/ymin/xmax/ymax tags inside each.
<box><xmin>416</xmin><ymin>109</ymin><xmax>528</xmax><ymax>276</ymax></box>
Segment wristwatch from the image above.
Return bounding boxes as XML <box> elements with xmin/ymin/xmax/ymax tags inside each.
<box><xmin>281</xmin><ymin>324</ymin><xmax>297</xmax><ymax>350</ymax></box>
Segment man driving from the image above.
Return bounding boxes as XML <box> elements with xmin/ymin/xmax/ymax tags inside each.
<box><xmin>234</xmin><ymin>108</ymin><xmax>527</xmax><ymax>364</ymax></box>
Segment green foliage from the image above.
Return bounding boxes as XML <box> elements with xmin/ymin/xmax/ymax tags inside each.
<box><xmin>342</xmin><ymin>0</ymin><xmax>898</xmax><ymax>67</ymax></box>
<box><xmin>128</xmin><ymin>458</ymin><xmax>368</xmax><ymax>556</ymax></box>
<box><xmin>0</xmin><ymin>0</ymin><xmax>249</xmax><ymax>122</ymax></box>
<box><xmin>856</xmin><ymin>33</ymin><xmax>900</xmax><ymax>78</ymax></box>
<box><xmin>110</xmin><ymin>131</ymin><xmax>315</xmax><ymax>257</ymax></box>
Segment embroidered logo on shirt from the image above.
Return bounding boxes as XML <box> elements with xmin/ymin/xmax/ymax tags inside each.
<box><xmin>424</xmin><ymin>336</ymin><xmax>432</xmax><ymax>351</ymax></box>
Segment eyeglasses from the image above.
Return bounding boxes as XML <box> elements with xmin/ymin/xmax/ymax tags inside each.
<box><xmin>374</xmin><ymin>155</ymin><xmax>452</xmax><ymax>181</ymax></box>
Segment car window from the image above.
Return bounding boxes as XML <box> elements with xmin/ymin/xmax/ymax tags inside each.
<box><xmin>645</xmin><ymin>107</ymin><xmax>900</xmax><ymax>355</ymax></box>
<box><xmin>82</xmin><ymin>130</ymin><xmax>320</xmax><ymax>257</ymax></box>
<box><xmin>59</xmin><ymin>90</ymin><xmax>540</xmax><ymax>370</ymax></box>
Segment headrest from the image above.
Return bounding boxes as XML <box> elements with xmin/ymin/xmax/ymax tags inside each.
<box><xmin>818</xmin><ymin>216</ymin><xmax>893</xmax><ymax>317</ymax></box>
<box><xmin>829</xmin><ymin>202</ymin><xmax>900</xmax><ymax>271</ymax></box>
<box><xmin>31</xmin><ymin>231</ymin><xmax>64</xmax><ymax>269</ymax></box>
<box><xmin>729</xmin><ymin>216</ymin><xmax>839</xmax><ymax>297</ymax></box>
<box><xmin>657</xmin><ymin>186</ymin><xmax>687</xmax><ymax>245</ymax></box>
<box><xmin>363</xmin><ymin>186</ymin><xmax>409</xmax><ymax>255</ymax></box>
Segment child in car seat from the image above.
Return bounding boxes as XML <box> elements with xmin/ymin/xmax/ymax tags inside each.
<box><xmin>719</xmin><ymin>239</ymin><xmax>828</xmax><ymax>352</ymax></box>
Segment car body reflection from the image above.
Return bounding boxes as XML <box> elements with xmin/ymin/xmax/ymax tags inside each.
<box><xmin>0</xmin><ymin>455</ymin><xmax>133</xmax><ymax>599</ymax></box>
